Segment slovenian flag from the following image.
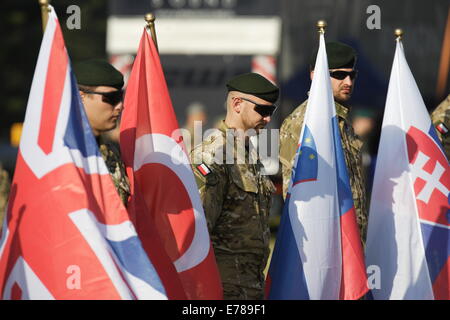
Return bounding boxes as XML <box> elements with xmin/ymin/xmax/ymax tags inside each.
<box><xmin>266</xmin><ymin>32</ymin><xmax>367</xmax><ymax>300</ymax></box>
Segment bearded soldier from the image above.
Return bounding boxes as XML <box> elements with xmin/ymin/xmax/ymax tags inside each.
<box><xmin>280</xmin><ymin>42</ymin><xmax>368</xmax><ymax>243</ymax></box>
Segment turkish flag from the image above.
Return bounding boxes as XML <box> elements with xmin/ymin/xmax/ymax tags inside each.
<box><xmin>120</xmin><ymin>28</ymin><xmax>223</xmax><ymax>300</ymax></box>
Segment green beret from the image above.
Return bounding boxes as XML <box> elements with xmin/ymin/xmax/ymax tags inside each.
<box><xmin>310</xmin><ymin>41</ymin><xmax>357</xmax><ymax>70</ymax></box>
<box><xmin>226</xmin><ymin>73</ymin><xmax>279</xmax><ymax>103</ymax></box>
<box><xmin>73</xmin><ymin>59</ymin><xmax>124</xmax><ymax>89</ymax></box>
<box><xmin>352</xmin><ymin>108</ymin><xmax>376</xmax><ymax>119</ymax></box>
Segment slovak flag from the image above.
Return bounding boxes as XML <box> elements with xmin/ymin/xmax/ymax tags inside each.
<box><xmin>119</xmin><ymin>28</ymin><xmax>223</xmax><ymax>299</ymax></box>
<box><xmin>365</xmin><ymin>37</ymin><xmax>450</xmax><ymax>300</ymax></box>
<box><xmin>0</xmin><ymin>6</ymin><xmax>167</xmax><ymax>300</ymax></box>
<box><xmin>266</xmin><ymin>33</ymin><xmax>368</xmax><ymax>300</ymax></box>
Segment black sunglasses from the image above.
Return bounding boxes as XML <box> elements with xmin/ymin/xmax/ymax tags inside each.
<box><xmin>81</xmin><ymin>89</ymin><xmax>123</xmax><ymax>106</ymax></box>
<box><xmin>239</xmin><ymin>97</ymin><xmax>278</xmax><ymax>117</ymax></box>
<box><xmin>329</xmin><ymin>70</ymin><xmax>358</xmax><ymax>80</ymax></box>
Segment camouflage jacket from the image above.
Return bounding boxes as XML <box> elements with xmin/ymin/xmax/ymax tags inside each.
<box><xmin>279</xmin><ymin>100</ymin><xmax>368</xmax><ymax>243</ymax></box>
<box><xmin>0</xmin><ymin>165</ymin><xmax>10</xmax><ymax>230</ymax></box>
<box><xmin>431</xmin><ymin>94</ymin><xmax>450</xmax><ymax>161</ymax></box>
<box><xmin>190</xmin><ymin>121</ymin><xmax>276</xmax><ymax>300</ymax></box>
<box><xmin>98</xmin><ymin>136</ymin><xmax>131</xmax><ymax>207</ymax></box>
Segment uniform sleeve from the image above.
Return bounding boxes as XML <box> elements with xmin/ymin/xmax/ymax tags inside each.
<box><xmin>279</xmin><ymin>108</ymin><xmax>306</xmax><ymax>199</ymax></box>
<box><xmin>0</xmin><ymin>168</ymin><xmax>10</xmax><ymax>230</ymax></box>
<box><xmin>191</xmin><ymin>162</ymin><xmax>227</xmax><ymax>233</ymax></box>
<box><xmin>431</xmin><ymin>95</ymin><xmax>450</xmax><ymax>161</ymax></box>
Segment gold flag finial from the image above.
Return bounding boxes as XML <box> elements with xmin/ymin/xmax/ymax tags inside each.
<box><xmin>39</xmin><ymin>0</ymin><xmax>51</xmax><ymax>32</ymax></box>
<box><xmin>317</xmin><ymin>20</ymin><xmax>327</xmax><ymax>34</ymax></box>
<box><xmin>145</xmin><ymin>13</ymin><xmax>159</xmax><ymax>53</ymax></box>
<box><xmin>395</xmin><ymin>28</ymin><xmax>404</xmax><ymax>40</ymax></box>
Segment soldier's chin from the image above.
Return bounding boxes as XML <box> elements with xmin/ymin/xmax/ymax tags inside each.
<box><xmin>336</xmin><ymin>93</ymin><xmax>351</xmax><ymax>103</ymax></box>
<box><xmin>105</xmin><ymin>122</ymin><xmax>118</xmax><ymax>132</ymax></box>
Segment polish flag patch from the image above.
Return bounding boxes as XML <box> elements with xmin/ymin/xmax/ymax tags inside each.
<box><xmin>436</xmin><ymin>123</ymin><xmax>449</xmax><ymax>135</ymax></box>
<box><xmin>197</xmin><ymin>163</ymin><xmax>211</xmax><ymax>176</ymax></box>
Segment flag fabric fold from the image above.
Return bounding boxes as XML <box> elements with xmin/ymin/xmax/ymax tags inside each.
<box><xmin>266</xmin><ymin>33</ymin><xmax>367</xmax><ymax>300</ymax></box>
<box><xmin>120</xmin><ymin>28</ymin><xmax>223</xmax><ymax>300</ymax></box>
<box><xmin>0</xmin><ymin>7</ymin><xmax>167</xmax><ymax>300</ymax></box>
<box><xmin>365</xmin><ymin>39</ymin><xmax>450</xmax><ymax>300</ymax></box>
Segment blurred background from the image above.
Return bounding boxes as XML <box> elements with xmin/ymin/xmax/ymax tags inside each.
<box><xmin>1</xmin><ymin>0</ymin><xmax>449</xmax><ymax>223</ymax></box>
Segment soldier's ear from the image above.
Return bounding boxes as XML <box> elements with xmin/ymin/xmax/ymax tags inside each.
<box><xmin>310</xmin><ymin>71</ymin><xmax>314</xmax><ymax>81</ymax></box>
<box><xmin>231</xmin><ymin>96</ymin><xmax>242</xmax><ymax>114</ymax></box>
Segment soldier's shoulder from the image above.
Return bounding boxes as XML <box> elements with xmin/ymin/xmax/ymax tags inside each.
<box><xmin>190</xmin><ymin>129</ymin><xmax>228</xmax><ymax>187</ymax></box>
<box><xmin>281</xmin><ymin>100</ymin><xmax>308</xmax><ymax>130</ymax></box>
<box><xmin>431</xmin><ymin>94</ymin><xmax>450</xmax><ymax>124</ymax></box>
<box><xmin>190</xmin><ymin>129</ymin><xmax>226</xmax><ymax>166</ymax></box>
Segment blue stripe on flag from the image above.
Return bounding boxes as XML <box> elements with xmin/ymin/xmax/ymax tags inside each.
<box><xmin>293</xmin><ymin>125</ymin><xmax>318</xmax><ymax>185</ymax></box>
<box><xmin>420</xmin><ymin>222</ymin><xmax>450</xmax><ymax>284</ymax></box>
<box><xmin>64</xmin><ymin>69</ymin><xmax>100</xmax><ymax>158</ymax></box>
<box><xmin>268</xmin><ymin>200</ymin><xmax>310</xmax><ymax>299</ymax></box>
<box><xmin>332</xmin><ymin>116</ymin><xmax>354</xmax><ymax>215</ymax></box>
<box><xmin>107</xmin><ymin>237</ymin><xmax>167</xmax><ymax>296</ymax></box>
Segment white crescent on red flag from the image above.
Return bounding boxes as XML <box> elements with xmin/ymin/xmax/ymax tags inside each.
<box><xmin>120</xmin><ymin>28</ymin><xmax>223</xmax><ymax>300</ymax></box>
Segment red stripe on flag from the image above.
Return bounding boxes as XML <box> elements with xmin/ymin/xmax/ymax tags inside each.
<box><xmin>37</xmin><ymin>22</ymin><xmax>68</xmax><ymax>155</ymax></box>
<box><xmin>264</xmin><ymin>274</ymin><xmax>272</xmax><ymax>299</ymax></box>
<box><xmin>339</xmin><ymin>207</ymin><xmax>368</xmax><ymax>300</ymax></box>
<box><xmin>432</xmin><ymin>256</ymin><xmax>450</xmax><ymax>299</ymax></box>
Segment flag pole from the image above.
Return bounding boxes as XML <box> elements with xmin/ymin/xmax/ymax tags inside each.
<box><xmin>317</xmin><ymin>19</ymin><xmax>327</xmax><ymax>35</ymax></box>
<box><xmin>435</xmin><ymin>8</ymin><xmax>450</xmax><ymax>102</ymax></box>
<box><xmin>38</xmin><ymin>0</ymin><xmax>51</xmax><ymax>32</ymax></box>
<box><xmin>145</xmin><ymin>13</ymin><xmax>159</xmax><ymax>53</ymax></box>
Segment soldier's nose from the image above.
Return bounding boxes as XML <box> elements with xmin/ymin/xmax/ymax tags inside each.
<box><xmin>343</xmin><ymin>75</ymin><xmax>353</xmax><ymax>85</ymax></box>
<box><xmin>115</xmin><ymin>102</ymin><xmax>124</xmax><ymax>111</ymax></box>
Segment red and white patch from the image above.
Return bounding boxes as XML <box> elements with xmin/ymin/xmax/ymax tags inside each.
<box><xmin>197</xmin><ymin>163</ymin><xmax>211</xmax><ymax>176</ymax></box>
<box><xmin>436</xmin><ymin>123</ymin><xmax>449</xmax><ymax>135</ymax></box>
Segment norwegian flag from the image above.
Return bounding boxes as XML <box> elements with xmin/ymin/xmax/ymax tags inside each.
<box><xmin>266</xmin><ymin>33</ymin><xmax>367</xmax><ymax>300</ymax></box>
<box><xmin>119</xmin><ymin>28</ymin><xmax>223</xmax><ymax>299</ymax></box>
<box><xmin>366</xmin><ymin>38</ymin><xmax>450</xmax><ymax>299</ymax></box>
<box><xmin>0</xmin><ymin>7</ymin><xmax>167</xmax><ymax>300</ymax></box>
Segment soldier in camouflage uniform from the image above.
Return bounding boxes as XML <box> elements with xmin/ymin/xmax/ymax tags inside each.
<box><xmin>191</xmin><ymin>73</ymin><xmax>279</xmax><ymax>299</ymax></box>
<box><xmin>0</xmin><ymin>164</ymin><xmax>10</xmax><ymax>230</ymax></box>
<box><xmin>431</xmin><ymin>93</ymin><xmax>450</xmax><ymax>161</ymax></box>
<box><xmin>74</xmin><ymin>59</ymin><xmax>130</xmax><ymax>205</ymax></box>
<box><xmin>280</xmin><ymin>42</ymin><xmax>368</xmax><ymax>243</ymax></box>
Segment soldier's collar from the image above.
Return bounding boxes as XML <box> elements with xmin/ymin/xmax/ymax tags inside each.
<box><xmin>218</xmin><ymin>120</ymin><xmax>230</xmax><ymax>134</ymax></box>
<box><xmin>219</xmin><ymin>120</ymin><xmax>251</xmax><ymax>149</ymax></box>
<box><xmin>219</xmin><ymin>121</ymin><xmax>245</xmax><ymax>139</ymax></box>
<box><xmin>335</xmin><ymin>102</ymin><xmax>350</xmax><ymax>120</ymax></box>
